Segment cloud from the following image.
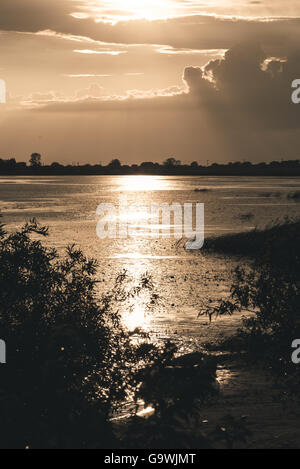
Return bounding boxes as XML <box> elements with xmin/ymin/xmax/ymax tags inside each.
<box><xmin>27</xmin><ymin>91</ymin><xmax>62</xmax><ymax>102</ymax></box>
<box><xmin>183</xmin><ymin>65</ymin><xmax>215</xmax><ymax>98</ymax></box>
<box><xmin>156</xmin><ymin>46</ymin><xmax>227</xmax><ymax>56</ymax></box>
<box><xmin>28</xmin><ymin>85</ymin><xmax>186</xmax><ymax>111</ymax></box>
<box><xmin>66</xmin><ymin>15</ymin><xmax>300</xmax><ymax>53</ymax></box>
<box><xmin>1</xmin><ymin>40</ymin><xmax>300</xmax><ymax>166</ymax></box>
<box><xmin>64</xmin><ymin>74</ymin><xmax>113</xmax><ymax>78</ymax></box>
<box><xmin>32</xmin><ymin>42</ymin><xmax>300</xmax><ymax>133</ymax></box>
<box><xmin>73</xmin><ymin>49</ymin><xmax>126</xmax><ymax>55</ymax></box>
<box><xmin>0</xmin><ymin>25</ymin><xmax>230</xmax><ymax>103</ymax></box>
<box><xmin>0</xmin><ymin>0</ymin><xmax>300</xmax><ymax>164</ymax></box>
<box><xmin>70</xmin><ymin>12</ymin><xmax>90</xmax><ymax>20</ymax></box>
<box><xmin>76</xmin><ymin>83</ymin><xmax>105</xmax><ymax>98</ymax></box>
<box><xmin>124</xmin><ymin>72</ymin><xmax>144</xmax><ymax>76</ymax></box>
<box><xmin>0</xmin><ymin>0</ymin><xmax>300</xmax><ymax>53</ymax></box>
<box><xmin>199</xmin><ymin>42</ymin><xmax>300</xmax><ymax>129</ymax></box>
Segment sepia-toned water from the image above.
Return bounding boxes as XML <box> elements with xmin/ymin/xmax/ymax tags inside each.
<box><xmin>1</xmin><ymin>175</ymin><xmax>300</xmax><ymax>352</ymax></box>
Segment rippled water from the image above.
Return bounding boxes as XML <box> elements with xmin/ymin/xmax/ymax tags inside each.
<box><xmin>1</xmin><ymin>175</ymin><xmax>300</xmax><ymax>350</ymax></box>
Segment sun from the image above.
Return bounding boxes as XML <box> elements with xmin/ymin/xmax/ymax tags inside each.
<box><xmin>100</xmin><ymin>0</ymin><xmax>177</xmax><ymax>21</ymax></box>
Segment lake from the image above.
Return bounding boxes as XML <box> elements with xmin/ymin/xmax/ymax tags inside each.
<box><xmin>1</xmin><ymin>175</ymin><xmax>300</xmax><ymax>352</ymax></box>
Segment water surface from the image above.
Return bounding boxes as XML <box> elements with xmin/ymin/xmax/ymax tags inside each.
<box><xmin>1</xmin><ymin>175</ymin><xmax>300</xmax><ymax>350</ymax></box>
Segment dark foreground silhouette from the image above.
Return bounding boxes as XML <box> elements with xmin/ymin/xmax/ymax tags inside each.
<box><xmin>0</xmin><ymin>218</ymin><xmax>222</xmax><ymax>449</ymax></box>
<box><xmin>1</xmin><ymin>217</ymin><xmax>300</xmax><ymax>448</ymax></box>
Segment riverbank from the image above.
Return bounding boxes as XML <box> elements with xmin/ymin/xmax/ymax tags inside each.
<box><xmin>206</xmin><ymin>356</ymin><xmax>300</xmax><ymax>449</ymax></box>
<box><xmin>198</xmin><ymin>219</ymin><xmax>300</xmax><ymax>448</ymax></box>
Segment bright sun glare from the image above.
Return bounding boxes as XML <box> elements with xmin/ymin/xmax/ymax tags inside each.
<box><xmin>117</xmin><ymin>176</ymin><xmax>169</xmax><ymax>191</ymax></box>
<box><xmin>101</xmin><ymin>0</ymin><xmax>177</xmax><ymax>20</ymax></box>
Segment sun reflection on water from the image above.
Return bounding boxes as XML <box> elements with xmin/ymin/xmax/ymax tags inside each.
<box><xmin>113</xmin><ymin>176</ymin><xmax>170</xmax><ymax>331</ymax></box>
<box><xmin>122</xmin><ymin>302</ymin><xmax>152</xmax><ymax>332</ymax></box>
<box><xmin>115</xmin><ymin>175</ymin><xmax>172</xmax><ymax>192</ymax></box>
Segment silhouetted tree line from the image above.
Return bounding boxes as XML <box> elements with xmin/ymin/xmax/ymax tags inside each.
<box><xmin>1</xmin><ymin>154</ymin><xmax>300</xmax><ymax>176</ymax></box>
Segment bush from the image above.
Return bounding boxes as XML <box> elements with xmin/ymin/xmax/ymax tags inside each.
<box><xmin>203</xmin><ymin>218</ymin><xmax>300</xmax><ymax>266</ymax></box>
<box><xmin>0</xmin><ymin>219</ymin><xmax>171</xmax><ymax>448</ymax></box>
<box><xmin>228</xmin><ymin>258</ymin><xmax>300</xmax><ymax>381</ymax></box>
<box><xmin>122</xmin><ymin>352</ymin><xmax>219</xmax><ymax>449</ymax></box>
<box><xmin>206</xmin><ymin>219</ymin><xmax>300</xmax><ymax>385</ymax></box>
<box><xmin>0</xmin><ymin>219</ymin><xmax>232</xmax><ymax>449</ymax></box>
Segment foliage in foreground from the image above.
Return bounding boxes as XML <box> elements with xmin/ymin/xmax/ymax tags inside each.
<box><xmin>0</xmin><ymin>219</ymin><xmax>220</xmax><ymax>449</ymax></box>
<box><xmin>0</xmin><ymin>219</ymin><xmax>170</xmax><ymax>448</ymax></box>
<box><xmin>204</xmin><ymin>218</ymin><xmax>300</xmax><ymax>387</ymax></box>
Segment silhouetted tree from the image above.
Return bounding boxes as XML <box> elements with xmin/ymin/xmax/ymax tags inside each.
<box><xmin>163</xmin><ymin>158</ymin><xmax>181</xmax><ymax>167</ymax></box>
<box><xmin>30</xmin><ymin>153</ymin><xmax>42</xmax><ymax>167</ymax></box>
<box><xmin>108</xmin><ymin>159</ymin><xmax>121</xmax><ymax>169</ymax></box>
<box><xmin>51</xmin><ymin>162</ymin><xmax>63</xmax><ymax>169</ymax></box>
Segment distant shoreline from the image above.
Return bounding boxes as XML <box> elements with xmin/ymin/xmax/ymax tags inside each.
<box><xmin>1</xmin><ymin>168</ymin><xmax>300</xmax><ymax>177</ymax></box>
<box><xmin>1</xmin><ymin>158</ymin><xmax>300</xmax><ymax>177</ymax></box>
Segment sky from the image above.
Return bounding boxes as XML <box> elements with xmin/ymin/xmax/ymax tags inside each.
<box><xmin>1</xmin><ymin>0</ymin><xmax>300</xmax><ymax>164</ymax></box>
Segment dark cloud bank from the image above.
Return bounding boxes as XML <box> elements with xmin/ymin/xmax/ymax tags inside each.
<box><xmin>40</xmin><ymin>42</ymin><xmax>300</xmax><ymax>132</ymax></box>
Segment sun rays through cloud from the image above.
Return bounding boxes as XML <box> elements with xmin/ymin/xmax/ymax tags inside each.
<box><xmin>73</xmin><ymin>0</ymin><xmax>300</xmax><ymax>23</ymax></box>
<box><xmin>96</xmin><ymin>0</ymin><xmax>177</xmax><ymax>21</ymax></box>
<box><xmin>75</xmin><ymin>0</ymin><xmax>180</xmax><ymax>22</ymax></box>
